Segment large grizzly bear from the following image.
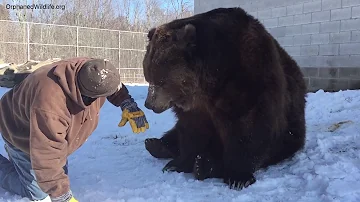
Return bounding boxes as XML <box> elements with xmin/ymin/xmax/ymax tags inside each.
<box><xmin>142</xmin><ymin>7</ymin><xmax>307</xmax><ymax>190</ymax></box>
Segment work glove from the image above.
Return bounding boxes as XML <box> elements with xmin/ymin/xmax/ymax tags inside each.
<box><xmin>118</xmin><ymin>98</ymin><xmax>149</xmax><ymax>133</ymax></box>
<box><xmin>51</xmin><ymin>190</ymin><xmax>78</xmax><ymax>202</ymax></box>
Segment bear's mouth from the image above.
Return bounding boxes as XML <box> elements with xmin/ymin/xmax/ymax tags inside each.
<box><xmin>151</xmin><ymin>101</ymin><xmax>174</xmax><ymax>114</ymax></box>
<box><xmin>152</xmin><ymin>106</ymin><xmax>170</xmax><ymax>114</ymax></box>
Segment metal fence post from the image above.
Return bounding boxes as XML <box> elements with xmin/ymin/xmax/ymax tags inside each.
<box><xmin>118</xmin><ymin>30</ymin><xmax>121</xmax><ymax>75</ymax></box>
<box><xmin>76</xmin><ymin>26</ymin><xmax>79</xmax><ymax>57</ymax></box>
<box><xmin>27</xmin><ymin>22</ymin><xmax>30</xmax><ymax>61</ymax></box>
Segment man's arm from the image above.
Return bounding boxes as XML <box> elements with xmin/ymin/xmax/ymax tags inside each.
<box><xmin>106</xmin><ymin>83</ymin><xmax>149</xmax><ymax>133</ymax></box>
<box><xmin>29</xmin><ymin>108</ymin><xmax>73</xmax><ymax>199</ymax></box>
<box><xmin>106</xmin><ymin>83</ymin><xmax>131</xmax><ymax>107</ymax></box>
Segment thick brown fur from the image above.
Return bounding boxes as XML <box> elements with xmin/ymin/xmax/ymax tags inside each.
<box><xmin>143</xmin><ymin>7</ymin><xmax>307</xmax><ymax>190</ymax></box>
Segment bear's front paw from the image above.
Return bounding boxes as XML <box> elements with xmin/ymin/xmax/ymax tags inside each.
<box><xmin>145</xmin><ymin>138</ymin><xmax>174</xmax><ymax>159</ymax></box>
<box><xmin>224</xmin><ymin>172</ymin><xmax>256</xmax><ymax>190</ymax></box>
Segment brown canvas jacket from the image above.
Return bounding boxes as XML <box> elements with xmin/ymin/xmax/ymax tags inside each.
<box><xmin>0</xmin><ymin>57</ymin><xmax>131</xmax><ymax>197</ymax></box>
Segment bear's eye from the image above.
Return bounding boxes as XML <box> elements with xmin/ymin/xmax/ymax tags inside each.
<box><xmin>158</xmin><ymin>79</ymin><xmax>165</xmax><ymax>86</ymax></box>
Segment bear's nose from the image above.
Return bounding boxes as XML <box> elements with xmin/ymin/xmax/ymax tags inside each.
<box><xmin>144</xmin><ymin>100</ymin><xmax>152</xmax><ymax>109</ymax></box>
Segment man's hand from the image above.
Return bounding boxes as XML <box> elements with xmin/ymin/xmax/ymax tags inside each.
<box><xmin>51</xmin><ymin>190</ymin><xmax>78</xmax><ymax>202</ymax></box>
<box><xmin>118</xmin><ymin>98</ymin><xmax>149</xmax><ymax>133</ymax></box>
<box><xmin>69</xmin><ymin>197</ymin><xmax>79</xmax><ymax>202</ymax></box>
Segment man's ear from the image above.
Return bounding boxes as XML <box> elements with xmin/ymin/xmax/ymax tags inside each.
<box><xmin>148</xmin><ymin>28</ymin><xmax>156</xmax><ymax>41</ymax></box>
<box><xmin>176</xmin><ymin>24</ymin><xmax>196</xmax><ymax>46</ymax></box>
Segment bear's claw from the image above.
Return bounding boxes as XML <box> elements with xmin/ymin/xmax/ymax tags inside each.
<box><xmin>225</xmin><ymin>173</ymin><xmax>256</xmax><ymax>190</ymax></box>
<box><xmin>162</xmin><ymin>159</ymin><xmax>181</xmax><ymax>173</ymax></box>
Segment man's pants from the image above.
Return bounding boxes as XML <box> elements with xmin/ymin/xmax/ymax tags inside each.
<box><xmin>0</xmin><ymin>138</ymin><xmax>68</xmax><ymax>201</ymax></box>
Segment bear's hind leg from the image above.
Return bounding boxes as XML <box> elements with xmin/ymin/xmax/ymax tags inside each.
<box><xmin>218</xmin><ymin>118</ymin><xmax>272</xmax><ymax>190</ymax></box>
<box><xmin>193</xmin><ymin>153</ymin><xmax>224</xmax><ymax>180</ymax></box>
<box><xmin>264</xmin><ymin>111</ymin><xmax>306</xmax><ymax>168</ymax></box>
<box><xmin>162</xmin><ymin>112</ymin><xmax>216</xmax><ymax>174</ymax></box>
<box><xmin>193</xmin><ymin>134</ymin><xmax>224</xmax><ymax>180</ymax></box>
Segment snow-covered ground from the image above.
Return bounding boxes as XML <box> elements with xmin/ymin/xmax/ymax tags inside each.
<box><xmin>1</xmin><ymin>85</ymin><xmax>360</xmax><ymax>202</ymax></box>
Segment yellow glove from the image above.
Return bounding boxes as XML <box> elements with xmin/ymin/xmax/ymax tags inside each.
<box><xmin>118</xmin><ymin>98</ymin><xmax>149</xmax><ymax>133</ymax></box>
<box><xmin>69</xmin><ymin>197</ymin><xmax>79</xmax><ymax>202</ymax></box>
<box><xmin>51</xmin><ymin>191</ymin><xmax>78</xmax><ymax>202</ymax></box>
<box><xmin>118</xmin><ymin>109</ymin><xmax>149</xmax><ymax>133</ymax></box>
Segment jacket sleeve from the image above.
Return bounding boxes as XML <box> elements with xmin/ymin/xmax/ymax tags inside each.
<box><xmin>106</xmin><ymin>82</ymin><xmax>132</xmax><ymax>107</ymax></box>
<box><xmin>29</xmin><ymin>108</ymin><xmax>70</xmax><ymax>198</ymax></box>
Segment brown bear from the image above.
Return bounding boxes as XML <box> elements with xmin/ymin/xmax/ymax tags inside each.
<box><xmin>142</xmin><ymin>7</ymin><xmax>307</xmax><ymax>190</ymax></box>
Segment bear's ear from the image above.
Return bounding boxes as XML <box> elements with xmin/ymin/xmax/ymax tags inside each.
<box><xmin>148</xmin><ymin>28</ymin><xmax>156</xmax><ymax>41</ymax></box>
<box><xmin>175</xmin><ymin>24</ymin><xmax>196</xmax><ymax>46</ymax></box>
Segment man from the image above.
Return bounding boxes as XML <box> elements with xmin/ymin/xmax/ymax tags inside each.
<box><xmin>0</xmin><ymin>57</ymin><xmax>149</xmax><ymax>202</ymax></box>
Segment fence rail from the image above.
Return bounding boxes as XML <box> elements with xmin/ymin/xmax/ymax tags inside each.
<box><xmin>0</xmin><ymin>20</ymin><xmax>148</xmax><ymax>83</ymax></box>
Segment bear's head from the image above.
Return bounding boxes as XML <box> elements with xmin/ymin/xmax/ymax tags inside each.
<box><xmin>143</xmin><ymin>23</ymin><xmax>199</xmax><ymax>114</ymax></box>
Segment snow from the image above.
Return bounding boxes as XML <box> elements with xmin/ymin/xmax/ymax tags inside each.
<box><xmin>1</xmin><ymin>85</ymin><xmax>360</xmax><ymax>202</ymax></box>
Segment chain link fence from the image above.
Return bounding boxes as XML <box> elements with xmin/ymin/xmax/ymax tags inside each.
<box><xmin>0</xmin><ymin>20</ymin><xmax>148</xmax><ymax>84</ymax></box>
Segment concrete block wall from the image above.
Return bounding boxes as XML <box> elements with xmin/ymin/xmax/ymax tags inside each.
<box><xmin>194</xmin><ymin>0</ymin><xmax>360</xmax><ymax>92</ymax></box>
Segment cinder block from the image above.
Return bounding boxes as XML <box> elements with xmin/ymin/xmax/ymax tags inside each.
<box><xmin>284</xmin><ymin>46</ymin><xmax>301</xmax><ymax>56</ymax></box>
<box><xmin>287</xmin><ymin>4</ymin><xmax>303</xmax><ymax>15</ymax></box>
<box><xmin>351</xmin><ymin>31</ymin><xmax>360</xmax><ymax>42</ymax></box>
<box><xmin>294</xmin><ymin>35</ymin><xmax>312</xmax><ymax>45</ymax></box>
<box><xmin>294</xmin><ymin>13</ymin><xmax>312</xmax><ymax>25</ymax></box>
<box><xmin>293</xmin><ymin>56</ymin><xmax>329</xmax><ymax>67</ymax></box>
<box><xmin>320</xmin><ymin>44</ymin><xmax>340</xmax><ymax>55</ymax></box>
<box><xmin>339</xmin><ymin>43</ymin><xmax>360</xmax><ymax>55</ymax></box>
<box><xmin>258</xmin><ymin>9</ymin><xmax>272</xmax><ymax>19</ymax></box>
<box><xmin>279</xmin><ymin>16</ymin><xmax>294</xmax><ymax>26</ymax></box>
<box><xmin>352</xmin><ymin>6</ymin><xmax>360</xmax><ymax>18</ymax></box>
<box><xmin>272</xmin><ymin>7</ymin><xmax>287</xmax><ymax>17</ymax></box>
<box><xmin>301</xmin><ymin>67</ymin><xmax>319</xmax><ymax>77</ymax></box>
<box><xmin>349</xmin><ymin>79</ymin><xmax>360</xmax><ymax>89</ymax></box>
<box><xmin>268</xmin><ymin>27</ymin><xmax>286</xmax><ymax>37</ymax></box>
<box><xmin>318</xmin><ymin>67</ymin><xmax>339</xmax><ymax>78</ymax></box>
<box><xmin>339</xmin><ymin>67</ymin><xmax>360</xmax><ymax>78</ymax></box>
<box><xmin>342</xmin><ymin>0</ymin><xmax>360</xmax><ymax>7</ymax></box>
<box><xmin>303</xmin><ymin>0</ymin><xmax>322</xmax><ymax>13</ymax></box>
<box><xmin>349</xmin><ymin>55</ymin><xmax>360</xmax><ymax>66</ymax></box>
<box><xmin>304</xmin><ymin>77</ymin><xmax>311</xmax><ymax>89</ymax></box>
<box><xmin>285</xmin><ymin>25</ymin><xmax>302</xmax><ymax>36</ymax></box>
<box><xmin>320</xmin><ymin>21</ymin><xmax>340</xmax><ymax>33</ymax></box>
<box><xmin>292</xmin><ymin>56</ymin><xmax>309</xmax><ymax>67</ymax></box>
<box><xmin>322</xmin><ymin>0</ymin><xmax>342</xmax><ymax>10</ymax></box>
<box><xmin>331</xmin><ymin>8</ymin><xmax>352</xmax><ymax>21</ymax></box>
<box><xmin>330</xmin><ymin>32</ymin><xmax>351</xmax><ymax>43</ymax></box>
<box><xmin>248</xmin><ymin>11</ymin><xmax>258</xmax><ymax>18</ymax></box>
<box><xmin>314</xmin><ymin>56</ymin><xmax>328</xmax><ymax>67</ymax></box>
<box><xmin>312</xmin><ymin>11</ymin><xmax>330</xmax><ymax>23</ymax></box>
<box><xmin>309</xmin><ymin>78</ymin><xmax>349</xmax><ymax>91</ymax></box>
<box><xmin>277</xmin><ymin>36</ymin><xmax>294</xmax><ymax>46</ymax></box>
<box><xmin>301</xmin><ymin>45</ymin><xmax>320</xmax><ymax>55</ymax></box>
<box><xmin>340</xmin><ymin>19</ymin><xmax>360</xmax><ymax>31</ymax></box>
<box><xmin>323</xmin><ymin>55</ymin><xmax>360</xmax><ymax>67</ymax></box>
<box><xmin>263</xmin><ymin>18</ymin><xmax>279</xmax><ymax>28</ymax></box>
<box><xmin>302</xmin><ymin>23</ymin><xmax>320</xmax><ymax>34</ymax></box>
<box><xmin>311</xmin><ymin>33</ymin><xmax>330</xmax><ymax>44</ymax></box>
<box><xmin>242</xmin><ymin>2</ymin><xmax>257</xmax><ymax>12</ymax></box>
